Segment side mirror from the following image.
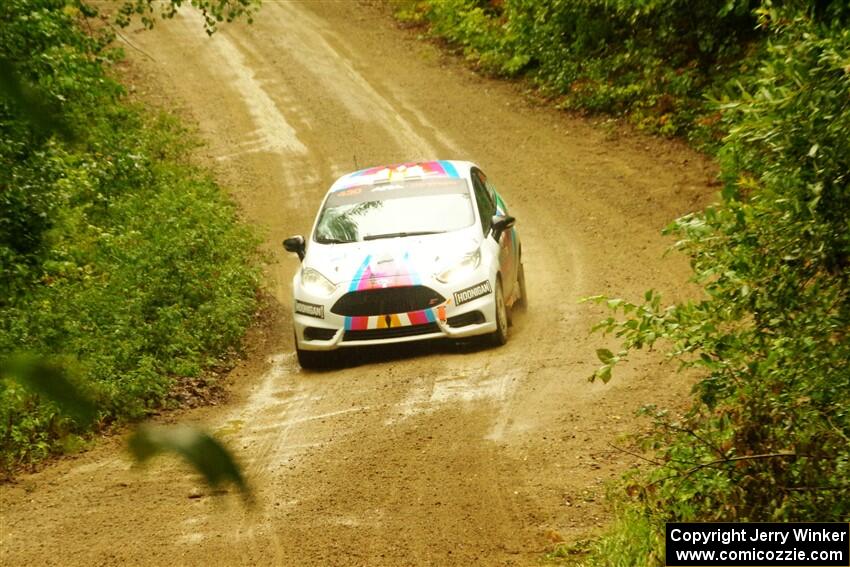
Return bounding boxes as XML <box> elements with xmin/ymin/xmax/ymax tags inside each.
<box><xmin>283</xmin><ymin>235</ymin><xmax>306</xmax><ymax>261</ymax></box>
<box><xmin>490</xmin><ymin>215</ymin><xmax>516</xmax><ymax>241</ymax></box>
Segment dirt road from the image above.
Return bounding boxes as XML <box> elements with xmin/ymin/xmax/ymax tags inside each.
<box><xmin>0</xmin><ymin>2</ymin><xmax>716</xmax><ymax>565</ymax></box>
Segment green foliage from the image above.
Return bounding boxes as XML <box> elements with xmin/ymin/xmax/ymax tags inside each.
<box><xmin>580</xmin><ymin>11</ymin><xmax>850</xmax><ymax>567</ymax></box>
<box><xmin>0</xmin><ymin>57</ymin><xmax>74</xmax><ymax>140</ymax></box>
<box><xmin>576</xmin><ymin>504</ymin><xmax>664</xmax><ymax>567</ymax></box>
<box><xmin>108</xmin><ymin>0</ymin><xmax>259</xmax><ymax>35</ymax></box>
<box><xmin>397</xmin><ymin>0</ymin><xmax>753</xmax><ymax>139</ymax></box>
<box><xmin>0</xmin><ymin>0</ymin><xmax>260</xmax><ymax>473</ymax></box>
<box><xmin>397</xmin><ymin>0</ymin><xmax>850</xmax><ymax>562</ymax></box>
<box><xmin>397</xmin><ymin>0</ymin><xmax>848</xmax><ymax>143</ymax></box>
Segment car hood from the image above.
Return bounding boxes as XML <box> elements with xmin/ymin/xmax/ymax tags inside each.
<box><xmin>304</xmin><ymin>230</ymin><xmax>480</xmax><ymax>289</ymax></box>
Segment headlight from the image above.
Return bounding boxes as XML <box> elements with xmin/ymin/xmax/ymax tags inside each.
<box><xmin>436</xmin><ymin>249</ymin><xmax>481</xmax><ymax>284</ymax></box>
<box><xmin>301</xmin><ymin>267</ymin><xmax>337</xmax><ymax>297</ymax></box>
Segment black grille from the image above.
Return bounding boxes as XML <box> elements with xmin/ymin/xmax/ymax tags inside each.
<box><xmin>447</xmin><ymin>310</ymin><xmax>485</xmax><ymax>328</ymax></box>
<box><xmin>342</xmin><ymin>322</ymin><xmax>440</xmax><ymax>342</ymax></box>
<box><xmin>304</xmin><ymin>327</ymin><xmax>336</xmax><ymax>341</ymax></box>
<box><xmin>331</xmin><ymin>286</ymin><xmax>445</xmax><ymax>316</ymax></box>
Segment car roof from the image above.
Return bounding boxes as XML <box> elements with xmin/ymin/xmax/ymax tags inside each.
<box><xmin>329</xmin><ymin>160</ymin><xmax>476</xmax><ymax>192</ymax></box>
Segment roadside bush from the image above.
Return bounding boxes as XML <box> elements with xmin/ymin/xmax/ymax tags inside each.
<box><xmin>398</xmin><ymin>0</ymin><xmax>764</xmax><ymax>141</ymax></box>
<box><xmin>0</xmin><ymin>0</ymin><xmax>260</xmax><ymax>472</ymax></box>
<box><xmin>396</xmin><ymin>0</ymin><xmax>849</xmax><ymax>563</ymax></box>
<box><xmin>600</xmin><ymin>7</ymin><xmax>849</xmax><ymax>506</ymax></box>
<box><xmin>582</xmin><ymin>10</ymin><xmax>849</xmax><ymax>566</ymax></box>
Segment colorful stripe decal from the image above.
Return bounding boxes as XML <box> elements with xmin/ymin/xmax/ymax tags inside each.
<box><xmin>403</xmin><ymin>251</ymin><xmax>421</xmax><ymax>286</ymax></box>
<box><xmin>408</xmin><ymin>310</ymin><xmax>429</xmax><ymax>325</ymax></box>
<box><xmin>438</xmin><ymin>160</ymin><xmax>459</xmax><ymax>178</ymax></box>
<box><xmin>352</xmin><ymin>252</ymin><xmax>419</xmax><ymax>291</ymax></box>
<box><xmin>495</xmin><ymin>192</ymin><xmax>507</xmax><ymax>216</ymax></box>
<box><xmin>336</xmin><ymin>161</ymin><xmax>460</xmax><ymax>190</ymax></box>
<box><xmin>343</xmin><ymin>251</ymin><xmax>450</xmax><ymax>331</ymax></box>
<box><xmin>349</xmin><ymin>255</ymin><xmax>372</xmax><ymax>292</ymax></box>
<box><xmin>345</xmin><ymin>316</ymin><xmax>368</xmax><ymax>331</ymax></box>
<box><xmin>343</xmin><ymin>308</ymin><xmax>444</xmax><ymax>331</ymax></box>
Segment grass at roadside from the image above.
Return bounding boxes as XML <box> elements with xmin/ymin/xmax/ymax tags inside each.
<box><xmin>0</xmin><ymin>1</ymin><xmax>261</xmax><ymax>474</ymax></box>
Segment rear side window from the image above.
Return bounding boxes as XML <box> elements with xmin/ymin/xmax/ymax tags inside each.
<box><xmin>471</xmin><ymin>169</ymin><xmax>496</xmax><ymax>235</ymax></box>
<box><xmin>485</xmin><ymin>180</ymin><xmax>506</xmax><ymax>214</ymax></box>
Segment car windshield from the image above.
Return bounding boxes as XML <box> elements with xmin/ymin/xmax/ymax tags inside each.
<box><xmin>313</xmin><ymin>178</ymin><xmax>474</xmax><ymax>243</ymax></box>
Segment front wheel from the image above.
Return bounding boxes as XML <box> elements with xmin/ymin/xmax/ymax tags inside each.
<box><xmin>295</xmin><ymin>332</ymin><xmax>336</xmax><ymax>369</ymax></box>
<box><xmin>514</xmin><ymin>262</ymin><xmax>527</xmax><ymax>311</ymax></box>
<box><xmin>488</xmin><ymin>278</ymin><xmax>509</xmax><ymax>347</ymax></box>
<box><xmin>296</xmin><ymin>346</ymin><xmax>327</xmax><ymax>369</ymax></box>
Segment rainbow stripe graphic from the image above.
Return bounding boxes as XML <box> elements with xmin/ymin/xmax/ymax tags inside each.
<box><xmin>343</xmin><ymin>252</ymin><xmax>444</xmax><ymax>331</ymax></box>
<box><xmin>336</xmin><ymin>160</ymin><xmax>460</xmax><ymax>190</ymax></box>
<box><xmin>344</xmin><ymin>308</ymin><xmax>440</xmax><ymax>333</ymax></box>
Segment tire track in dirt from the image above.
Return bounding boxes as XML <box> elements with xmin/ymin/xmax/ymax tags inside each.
<box><xmin>0</xmin><ymin>2</ymin><xmax>717</xmax><ymax>565</ymax></box>
<box><xmin>144</xmin><ymin>6</ymin><xmax>530</xmax><ymax>563</ymax></box>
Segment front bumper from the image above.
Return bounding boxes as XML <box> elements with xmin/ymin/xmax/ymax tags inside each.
<box><xmin>292</xmin><ymin>275</ymin><xmax>498</xmax><ymax>351</ymax></box>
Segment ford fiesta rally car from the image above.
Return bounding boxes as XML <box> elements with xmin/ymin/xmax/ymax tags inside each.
<box><xmin>283</xmin><ymin>160</ymin><xmax>526</xmax><ymax>368</ymax></box>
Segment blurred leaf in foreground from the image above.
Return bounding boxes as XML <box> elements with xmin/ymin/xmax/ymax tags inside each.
<box><xmin>2</xmin><ymin>354</ymin><xmax>250</xmax><ymax>504</ymax></box>
<box><xmin>0</xmin><ymin>354</ymin><xmax>97</xmax><ymax>425</ymax></box>
<box><xmin>128</xmin><ymin>425</ymin><xmax>251</xmax><ymax>501</ymax></box>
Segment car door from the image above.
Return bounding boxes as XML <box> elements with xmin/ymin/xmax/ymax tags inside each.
<box><xmin>471</xmin><ymin>168</ymin><xmax>517</xmax><ymax>297</ymax></box>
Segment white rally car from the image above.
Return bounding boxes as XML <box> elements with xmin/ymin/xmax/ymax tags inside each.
<box><xmin>283</xmin><ymin>160</ymin><xmax>526</xmax><ymax>368</ymax></box>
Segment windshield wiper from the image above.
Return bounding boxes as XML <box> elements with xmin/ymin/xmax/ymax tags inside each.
<box><xmin>315</xmin><ymin>236</ymin><xmax>355</xmax><ymax>244</ymax></box>
<box><xmin>363</xmin><ymin>230</ymin><xmax>445</xmax><ymax>241</ymax></box>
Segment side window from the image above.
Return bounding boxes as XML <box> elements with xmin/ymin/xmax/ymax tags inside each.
<box><xmin>484</xmin><ymin>180</ymin><xmax>505</xmax><ymax>214</ymax></box>
<box><xmin>471</xmin><ymin>169</ymin><xmax>496</xmax><ymax>235</ymax></box>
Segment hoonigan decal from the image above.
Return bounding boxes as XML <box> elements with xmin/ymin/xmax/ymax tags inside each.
<box><xmin>335</xmin><ymin>160</ymin><xmax>460</xmax><ymax>190</ymax></box>
<box><xmin>453</xmin><ymin>280</ymin><xmax>493</xmax><ymax>306</ymax></box>
<box><xmin>295</xmin><ymin>300</ymin><xmax>324</xmax><ymax>319</ymax></box>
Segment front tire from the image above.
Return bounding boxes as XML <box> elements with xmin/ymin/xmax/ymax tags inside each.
<box><xmin>514</xmin><ymin>262</ymin><xmax>527</xmax><ymax>311</ymax></box>
<box><xmin>294</xmin><ymin>331</ymin><xmax>336</xmax><ymax>369</ymax></box>
<box><xmin>488</xmin><ymin>278</ymin><xmax>509</xmax><ymax>347</ymax></box>
<box><xmin>296</xmin><ymin>346</ymin><xmax>327</xmax><ymax>369</ymax></box>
